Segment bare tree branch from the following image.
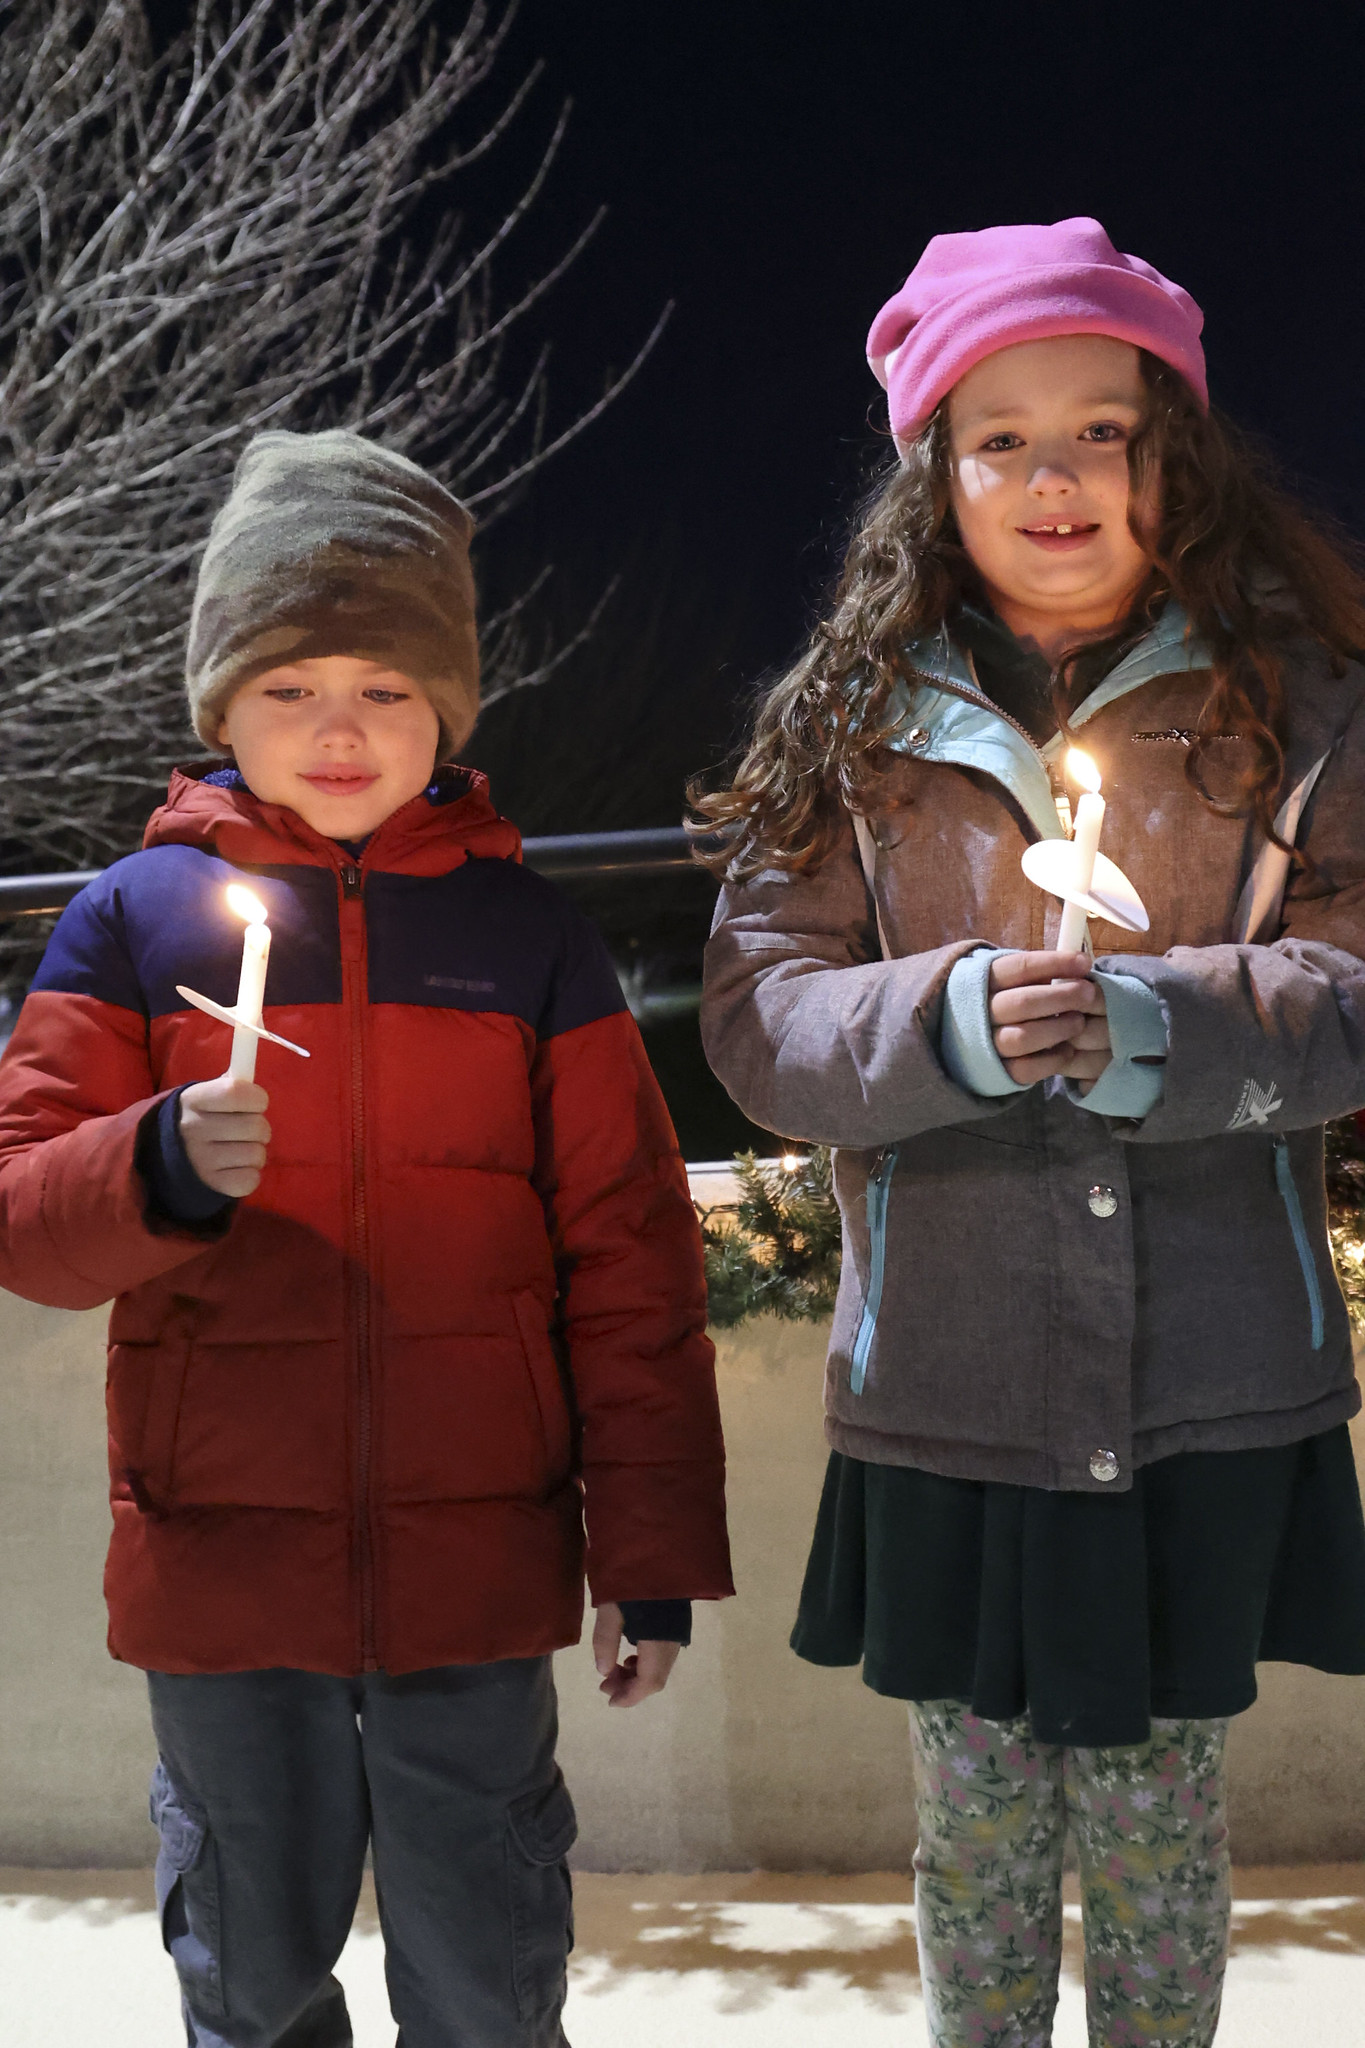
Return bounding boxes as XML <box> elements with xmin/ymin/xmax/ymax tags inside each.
<box><xmin>0</xmin><ymin>0</ymin><xmax>663</xmax><ymax>956</ymax></box>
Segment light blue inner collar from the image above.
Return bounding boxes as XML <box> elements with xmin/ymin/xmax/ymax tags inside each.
<box><xmin>886</xmin><ymin>603</ymin><xmax>1211</xmax><ymax>840</ymax></box>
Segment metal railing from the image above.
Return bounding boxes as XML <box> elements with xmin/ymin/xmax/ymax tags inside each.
<box><xmin>0</xmin><ymin>826</ymin><xmax>705</xmax><ymax>919</ymax></box>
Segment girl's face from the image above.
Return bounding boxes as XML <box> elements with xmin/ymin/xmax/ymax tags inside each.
<box><xmin>947</xmin><ymin>334</ymin><xmax>1156</xmax><ymax>652</ymax></box>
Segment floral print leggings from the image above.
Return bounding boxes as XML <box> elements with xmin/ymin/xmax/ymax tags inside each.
<box><xmin>908</xmin><ymin>1702</ymin><xmax>1230</xmax><ymax>2048</ymax></box>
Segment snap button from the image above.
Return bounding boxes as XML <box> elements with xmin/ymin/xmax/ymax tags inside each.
<box><xmin>1087</xmin><ymin>1184</ymin><xmax>1118</xmax><ymax>1218</ymax></box>
<box><xmin>1089</xmin><ymin>1447</ymin><xmax>1120</xmax><ymax>1484</ymax></box>
<box><xmin>905</xmin><ymin>726</ymin><xmax>930</xmax><ymax>751</ymax></box>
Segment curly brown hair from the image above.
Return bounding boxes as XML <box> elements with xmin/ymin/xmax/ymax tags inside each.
<box><xmin>690</xmin><ymin>356</ymin><xmax>1365</xmax><ymax>880</ymax></box>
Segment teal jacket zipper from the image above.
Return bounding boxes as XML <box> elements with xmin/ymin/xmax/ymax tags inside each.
<box><xmin>849</xmin><ymin>1146</ymin><xmax>899</xmax><ymax>1394</ymax></box>
<box><xmin>1273</xmin><ymin>1136</ymin><xmax>1325</xmax><ymax>1351</ymax></box>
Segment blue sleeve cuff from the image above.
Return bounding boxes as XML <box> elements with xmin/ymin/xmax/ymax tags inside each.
<box><xmin>1066</xmin><ymin>970</ymin><xmax>1169</xmax><ymax>1119</ymax></box>
<box><xmin>140</xmin><ymin>1088</ymin><xmax>235</xmax><ymax>1226</ymax></box>
<box><xmin>938</xmin><ymin>947</ymin><xmax>1031</xmax><ymax>1098</ymax></box>
<box><xmin>619</xmin><ymin>1599</ymin><xmax>692</xmax><ymax>1646</ymax></box>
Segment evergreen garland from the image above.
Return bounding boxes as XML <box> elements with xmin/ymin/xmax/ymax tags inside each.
<box><xmin>1326</xmin><ymin>1113</ymin><xmax>1365</xmax><ymax>1331</ymax></box>
<box><xmin>700</xmin><ymin>1149</ymin><xmax>842</xmax><ymax>1328</ymax></box>
<box><xmin>704</xmin><ymin>1118</ymin><xmax>1365</xmax><ymax>1332</ymax></box>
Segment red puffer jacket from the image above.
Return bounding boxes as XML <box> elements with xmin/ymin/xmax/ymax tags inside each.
<box><xmin>0</xmin><ymin>765</ymin><xmax>732</xmax><ymax>1674</ymax></box>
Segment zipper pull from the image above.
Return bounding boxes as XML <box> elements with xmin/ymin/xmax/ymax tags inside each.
<box><xmin>341</xmin><ymin>863</ymin><xmax>362</xmax><ymax>898</ymax></box>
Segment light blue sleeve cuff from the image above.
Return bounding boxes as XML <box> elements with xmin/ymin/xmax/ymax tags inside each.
<box><xmin>938</xmin><ymin>947</ymin><xmax>1031</xmax><ymax>1098</ymax></box>
<box><xmin>1067</xmin><ymin>969</ymin><xmax>1169</xmax><ymax>1119</ymax></box>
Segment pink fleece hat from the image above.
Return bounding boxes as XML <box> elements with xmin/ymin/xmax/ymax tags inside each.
<box><xmin>867</xmin><ymin>217</ymin><xmax>1206</xmax><ymax>452</ymax></box>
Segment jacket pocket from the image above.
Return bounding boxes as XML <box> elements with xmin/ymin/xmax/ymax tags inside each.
<box><xmin>506</xmin><ymin>1771</ymin><xmax>577</xmax><ymax>2024</ymax></box>
<box><xmin>512</xmin><ymin>1293</ymin><xmax>573</xmax><ymax>1485</ymax></box>
<box><xmin>111</xmin><ymin>1313</ymin><xmax>193</xmax><ymax>1510</ymax></box>
<box><xmin>149</xmin><ymin>1759</ymin><xmax>225</xmax><ymax>2021</ymax></box>
<box><xmin>1273</xmin><ymin>1137</ymin><xmax>1325</xmax><ymax>1351</ymax></box>
<box><xmin>849</xmin><ymin>1146</ymin><xmax>899</xmax><ymax>1395</ymax></box>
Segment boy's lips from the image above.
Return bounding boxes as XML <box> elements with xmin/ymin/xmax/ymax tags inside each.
<box><xmin>298</xmin><ymin>770</ymin><xmax>380</xmax><ymax>796</ymax></box>
<box><xmin>1017</xmin><ymin>521</ymin><xmax>1100</xmax><ymax>553</ymax></box>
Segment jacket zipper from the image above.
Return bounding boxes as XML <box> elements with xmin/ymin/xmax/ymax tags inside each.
<box><xmin>907</xmin><ymin>658</ymin><xmax>1053</xmax><ymax>760</ymax></box>
<box><xmin>905</xmin><ymin>658</ymin><xmax>1073</xmax><ymax>822</ymax></box>
<box><xmin>1273</xmin><ymin>1136</ymin><xmax>1325</xmax><ymax>1351</ymax></box>
<box><xmin>849</xmin><ymin>1145</ymin><xmax>899</xmax><ymax>1395</ymax></box>
<box><xmin>339</xmin><ymin>859</ymin><xmax>379</xmax><ymax>1667</ymax></box>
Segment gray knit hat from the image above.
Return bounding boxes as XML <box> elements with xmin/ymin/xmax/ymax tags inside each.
<box><xmin>186</xmin><ymin>429</ymin><xmax>479</xmax><ymax>760</ymax></box>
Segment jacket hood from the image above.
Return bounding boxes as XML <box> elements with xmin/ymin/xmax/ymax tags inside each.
<box><xmin>143</xmin><ymin>761</ymin><xmax>521</xmax><ymax>875</ymax></box>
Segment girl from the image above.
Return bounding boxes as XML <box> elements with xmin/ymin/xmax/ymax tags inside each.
<box><xmin>695</xmin><ymin>218</ymin><xmax>1365</xmax><ymax>2046</ymax></box>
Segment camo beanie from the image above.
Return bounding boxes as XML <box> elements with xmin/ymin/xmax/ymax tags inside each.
<box><xmin>186</xmin><ymin>429</ymin><xmax>479</xmax><ymax>760</ymax></box>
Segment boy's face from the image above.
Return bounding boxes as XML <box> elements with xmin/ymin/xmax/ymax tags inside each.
<box><xmin>217</xmin><ymin>656</ymin><xmax>442</xmax><ymax>839</ymax></box>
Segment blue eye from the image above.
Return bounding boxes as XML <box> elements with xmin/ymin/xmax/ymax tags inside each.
<box><xmin>1082</xmin><ymin>422</ymin><xmax>1126</xmax><ymax>443</ymax></box>
<box><xmin>265</xmin><ymin>688</ymin><xmax>307</xmax><ymax>703</ymax></box>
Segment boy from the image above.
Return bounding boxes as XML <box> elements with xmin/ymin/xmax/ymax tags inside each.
<box><xmin>0</xmin><ymin>430</ymin><xmax>732</xmax><ymax>2047</ymax></box>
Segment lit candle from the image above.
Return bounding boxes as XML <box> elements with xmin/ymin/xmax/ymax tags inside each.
<box><xmin>225</xmin><ymin>885</ymin><xmax>270</xmax><ymax>1081</ymax></box>
<box><xmin>1019</xmin><ymin>750</ymin><xmax>1149</xmax><ymax>952</ymax></box>
<box><xmin>1056</xmin><ymin>749</ymin><xmax>1104</xmax><ymax>955</ymax></box>
<box><xmin>174</xmin><ymin>885</ymin><xmax>311</xmax><ymax>1078</ymax></box>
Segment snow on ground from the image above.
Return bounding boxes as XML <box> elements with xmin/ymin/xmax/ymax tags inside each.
<box><xmin>1</xmin><ymin>1866</ymin><xmax>1362</xmax><ymax>2045</ymax></box>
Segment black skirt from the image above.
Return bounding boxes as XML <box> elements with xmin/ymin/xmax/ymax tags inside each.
<box><xmin>791</xmin><ymin>1426</ymin><xmax>1365</xmax><ymax>1747</ymax></box>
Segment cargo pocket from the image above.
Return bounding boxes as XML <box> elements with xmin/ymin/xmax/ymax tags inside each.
<box><xmin>506</xmin><ymin>1769</ymin><xmax>577</xmax><ymax>2023</ymax></box>
<box><xmin>149</xmin><ymin>1758</ymin><xmax>226</xmax><ymax>2022</ymax></box>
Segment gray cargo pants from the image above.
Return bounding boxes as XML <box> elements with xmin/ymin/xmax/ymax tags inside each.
<box><xmin>147</xmin><ymin>1657</ymin><xmax>575</xmax><ymax>2048</ymax></box>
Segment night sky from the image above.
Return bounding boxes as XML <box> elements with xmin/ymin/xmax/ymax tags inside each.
<box><xmin>490</xmin><ymin>1</ymin><xmax>1365</xmax><ymax>713</ymax></box>
<box><xmin>142</xmin><ymin>0</ymin><xmax>1365</xmax><ymax>790</ymax></box>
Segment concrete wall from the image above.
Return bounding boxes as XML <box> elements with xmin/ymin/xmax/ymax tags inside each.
<box><xmin>2</xmin><ymin>1293</ymin><xmax>1363</xmax><ymax>1869</ymax></box>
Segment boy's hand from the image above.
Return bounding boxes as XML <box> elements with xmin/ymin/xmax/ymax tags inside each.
<box><xmin>179</xmin><ymin>1075</ymin><xmax>272</xmax><ymax>1197</ymax></box>
<box><xmin>989</xmin><ymin>951</ymin><xmax>1111</xmax><ymax>1092</ymax></box>
<box><xmin>592</xmin><ymin>1601</ymin><xmax>682</xmax><ymax>1708</ymax></box>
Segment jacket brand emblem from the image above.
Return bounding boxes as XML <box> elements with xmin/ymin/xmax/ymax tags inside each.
<box><xmin>424</xmin><ymin>974</ymin><xmax>496</xmax><ymax>993</ymax></box>
<box><xmin>1131</xmin><ymin>729</ymin><xmax>1243</xmax><ymax>745</ymax></box>
<box><xmin>1227</xmin><ymin>1077</ymin><xmax>1284</xmax><ymax>1131</ymax></box>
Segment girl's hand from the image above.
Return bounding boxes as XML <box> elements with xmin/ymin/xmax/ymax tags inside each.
<box><xmin>988</xmin><ymin>951</ymin><xmax>1112</xmax><ymax>1091</ymax></box>
<box><xmin>592</xmin><ymin>1601</ymin><xmax>682</xmax><ymax>1708</ymax></box>
<box><xmin>179</xmin><ymin>1075</ymin><xmax>272</xmax><ymax>1197</ymax></box>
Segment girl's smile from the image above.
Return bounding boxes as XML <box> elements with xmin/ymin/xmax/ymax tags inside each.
<box><xmin>947</xmin><ymin>333</ymin><xmax>1156</xmax><ymax>658</ymax></box>
<box><xmin>1017</xmin><ymin>519</ymin><xmax>1102</xmax><ymax>551</ymax></box>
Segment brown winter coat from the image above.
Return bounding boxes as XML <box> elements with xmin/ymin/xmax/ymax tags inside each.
<box><xmin>702</xmin><ymin>610</ymin><xmax>1365</xmax><ymax>1491</ymax></box>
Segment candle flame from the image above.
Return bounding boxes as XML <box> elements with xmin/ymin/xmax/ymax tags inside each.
<box><xmin>226</xmin><ymin>883</ymin><xmax>269</xmax><ymax>926</ymax></box>
<box><xmin>1066</xmin><ymin>748</ymin><xmax>1101</xmax><ymax>795</ymax></box>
